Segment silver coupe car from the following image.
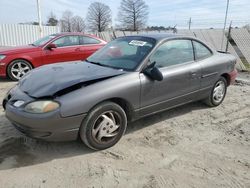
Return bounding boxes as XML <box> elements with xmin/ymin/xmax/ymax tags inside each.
<box><xmin>3</xmin><ymin>34</ymin><xmax>237</xmax><ymax>150</ymax></box>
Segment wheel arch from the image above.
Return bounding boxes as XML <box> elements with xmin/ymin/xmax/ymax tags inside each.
<box><xmin>93</xmin><ymin>97</ymin><xmax>136</xmax><ymax>122</ymax></box>
<box><xmin>221</xmin><ymin>73</ymin><xmax>230</xmax><ymax>86</ymax></box>
<box><xmin>6</xmin><ymin>58</ymin><xmax>34</xmax><ymax>78</ymax></box>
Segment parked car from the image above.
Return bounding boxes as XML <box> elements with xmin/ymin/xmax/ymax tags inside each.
<box><xmin>3</xmin><ymin>34</ymin><xmax>237</xmax><ymax>150</ymax></box>
<box><xmin>0</xmin><ymin>33</ymin><xmax>106</xmax><ymax>80</ymax></box>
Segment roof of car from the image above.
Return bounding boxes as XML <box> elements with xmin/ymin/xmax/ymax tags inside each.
<box><xmin>54</xmin><ymin>32</ymin><xmax>95</xmax><ymax>37</ymax></box>
<box><xmin>51</xmin><ymin>32</ymin><xmax>106</xmax><ymax>42</ymax></box>
<box><xmin>124</xmin><ymin>33</ymin><xmax>184</xmax><ymax>41</ymax></box>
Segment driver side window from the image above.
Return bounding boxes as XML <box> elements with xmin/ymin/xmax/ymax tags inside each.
<box><xmin>52</xmin><ymin>36</ymin><xmax>79</xmax><ymax>47</ymax></box>
<box><xmin>150</xmin><ymin>39</ymin><xmax>194</xmax><ymax>68</ymax></box>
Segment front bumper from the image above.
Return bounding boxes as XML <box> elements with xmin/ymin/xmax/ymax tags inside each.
<box><xmin>3</xmin><ymin>86</ymin><xmax>87</xmax><ymax>141</ymax></box>
<box><xmin>5</xmin><ymin>103</ymin><xmax>86</xmax><ymax>141</ymax></box>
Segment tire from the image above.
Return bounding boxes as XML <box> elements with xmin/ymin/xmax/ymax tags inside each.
<box><xmin>204</xmin><ymin>77</ymin><xmax>227</xmax><ymax>107</ymax></box>
<box><xmin>80</xmin><ymin>102</ymin><xmax>127</xmax><ymax>150</ymax></box>
<box><xmin>7</xmin><ymin>59</ymin><xmax>33</xmax><ymax>81</ymax></box>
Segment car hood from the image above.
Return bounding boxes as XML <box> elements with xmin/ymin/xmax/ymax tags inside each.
<box><xmin>19</xmin><ymin>61</ymin><xmax>125</xmax><ymax>98</ymax></box>
<box><xmin>0</xmin><ymin>45</ymin><xmax>39</xmax><ymax>54</ymax></box>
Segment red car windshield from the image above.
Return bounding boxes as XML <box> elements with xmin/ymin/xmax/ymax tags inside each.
<box><xmin>86</xmin><ymin>36</ymin><xmax>156</xmax><ymax>71</ymax></box>
<box><xmin>32</xmin><ymin>34</ymin><xmax>57</xmax><ymax>46</ymax></box>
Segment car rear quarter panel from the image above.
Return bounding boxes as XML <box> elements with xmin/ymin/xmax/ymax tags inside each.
<box><xmin>200</xmin><ymin>53</ymin><xmax>236</xmax><ymax>89</ymax></box>
<box><xmin>58</xmin><ymin>72</ymin><xmax>140</xmax><ymax>117</ymax></box>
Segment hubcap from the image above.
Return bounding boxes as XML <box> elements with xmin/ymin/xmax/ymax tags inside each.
<box><xmin>213</xmin><ymin>81</ymin><xmax>225</xmax><ymax>103</ymax></box>
<box><xmin>11</xmin><ymin>62</ymin><xmax>31</xmax><ymax>80</ymax></box>
<box><xmin>92</xmin><ymin>111</ymin><xmax>121</xmax><ymax>143</ymax></box>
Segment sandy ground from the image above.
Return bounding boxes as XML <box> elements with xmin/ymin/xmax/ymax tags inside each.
<box><xmin>0</xmin><ymin>76</ymin><xmax>249</xmax><ymax>188</ymax></box>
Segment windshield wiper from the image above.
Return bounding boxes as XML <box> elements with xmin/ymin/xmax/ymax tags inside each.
<box><xmin>29</xmin><ymin>43</ymin><xmax>36</xmax><ymax>46</ymax></box>
<box><xmin>85</xmin><ymin>59</ymin><xmax>119</xmax><ymax>69</ymax></box>
<box><xmin>85</xmin><ymin>59</ymin><xmax>103</xmax><ymax>66</ymax></box>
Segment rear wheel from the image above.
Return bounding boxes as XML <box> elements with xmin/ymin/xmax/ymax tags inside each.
<box><xmin>204</xmin><ymin>77</ymin><xmax>227</xmax><ymax>107</ymax></box>
<box><xmin>80</xmin><ymin>102</ymin><xmax>127</xmax><ymax>150</ymax></box>
<box><xmin>7</xmin><ymin>59</ymin><xmax>32</xmax><ymax>81</ymax></box>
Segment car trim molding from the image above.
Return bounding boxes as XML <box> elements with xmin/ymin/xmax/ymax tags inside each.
<box><xmin>201</xmin><ymin>72</ymin><xmax>218</xmax><ymax>78</ymax></box>
<box><xmin>139</xmin><ymin>86</ymin><xmax>212</xmax><ymax>111</ymax></box>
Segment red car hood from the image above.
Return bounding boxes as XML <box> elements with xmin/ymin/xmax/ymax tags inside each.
<box><xmin>0</xmin><ymin>45</ymin><xmax>40</xmax><ymax>55</ymax></box>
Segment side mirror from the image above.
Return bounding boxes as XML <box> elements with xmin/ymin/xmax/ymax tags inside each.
<box><xmin>143</xmin><ymin>65</ymin><xmax>163</xmax><ymax>81</ymax></box>
<box><xmin>47</xmin><ymin>43</ymin><xmax>57</xmax><ymax>50</ymax></box>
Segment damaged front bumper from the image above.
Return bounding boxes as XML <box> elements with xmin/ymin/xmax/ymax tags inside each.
<box><xmin>3</xmin><ymin>86</ymin><xmax>86</xmax><ymax>141</ymax></box>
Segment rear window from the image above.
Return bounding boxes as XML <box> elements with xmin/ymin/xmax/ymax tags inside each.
<box><xmin>193</xmin><ymin>41</ymin><xmax>212</xmax><ymax>60</ymax></box>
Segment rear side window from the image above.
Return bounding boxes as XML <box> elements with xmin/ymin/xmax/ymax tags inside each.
<box><xmin>151</xmin><ymin>39</ymin><xmax>194</xmax><ymax>68</ymax></box>
<box><xmin>79</xmin><ymin>36</ymin><xmax>101</xmax><ymax>45</ymax></box>
<box><xmin>193</xmin><ymin>41</ymin><xmax>212</xmax><ymax>60</ymax></box>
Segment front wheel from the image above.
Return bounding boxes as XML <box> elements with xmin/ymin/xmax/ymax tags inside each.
<box><xmin>204</xmin><ymin>77</ymin><xmax>227</xmax><ymax>107</ymax></box>
<box><xmin>7</xmin><ymin>59</ymin><xmax>32</xmax><ymax>81</ymax></box>
<box><xmin>80</xmin><ymin>102</ymin><xmax>127</xmax><ymax>150</ymax></box>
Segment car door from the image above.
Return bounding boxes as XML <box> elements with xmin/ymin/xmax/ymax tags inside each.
<box><xmin>42</xmin><ymin>35</ymin><xmax>80</xmax><ymax>65</ymax></box>
<box><xmin>78</xmin><ymin>36</ymin><xmax>104</xmax><ymax>60</ymax></box>
<box><xmin>139</xmin><ymin>39</ymin><xmax>201</xmax><ymax>117</ymax></box>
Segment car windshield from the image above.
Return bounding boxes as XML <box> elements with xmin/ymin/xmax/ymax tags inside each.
<box><xmin>32</xmin><ymin>34</ymin><xmax>57</xmax><ymax>46</ymax></box>
<box><xmin>86</xmin><ymin>36</ymin><xmax>156</xmax><ymax>71</ymax></box>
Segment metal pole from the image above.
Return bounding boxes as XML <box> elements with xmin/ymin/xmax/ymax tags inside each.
<box><xmin>188</xmin><ymin>17</ymin><xmax>192</xmax><ymax>30</ymax></box>
<box><xmin>225</xmin><ymin>21</ymin><xmax>232</xmax><ymax>52</ymax></box>
<box><xmin>221</xmin><ymin>0</ymin><xmax>229</xmax><ymax>50</ymax></box>
<box><xmin>37</xmin><ymin>0</ymin><xmax>43</xmax><ymax>37</ymax></box>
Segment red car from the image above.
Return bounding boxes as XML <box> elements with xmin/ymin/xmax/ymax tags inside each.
<box><xmin>0</xmin><ymin>33</ymin><xmax>106</xmax><ymax>81</ymax></box>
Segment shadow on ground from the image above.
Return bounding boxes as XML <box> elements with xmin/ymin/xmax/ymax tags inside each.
<box><xmin>0</xmin><ymin>101</ymin><xmax>208</xmax><ymax>170</ymax></box>
<box><xmin>0</xmin><ymin>77</ymin><xmax>14</xmax><ymax>83</ymax></box>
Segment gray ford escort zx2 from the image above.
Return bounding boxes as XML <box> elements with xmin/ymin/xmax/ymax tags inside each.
<box><xmin>3</xmin><ymin>34</ymin><xmax>237</xmax><ymax>150</ymax></box>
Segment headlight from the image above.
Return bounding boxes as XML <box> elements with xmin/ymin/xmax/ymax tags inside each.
<box><xmin>0</xmin><ymin>55</ymin><xmax>6</xmax><ymax>60</ymax></box>
<box><xmin>24</xmin><ymin>100</ymin><xmax>60</xmax><ymax>113</ymax></box>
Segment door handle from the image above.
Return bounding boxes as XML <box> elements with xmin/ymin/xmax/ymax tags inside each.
<box><xmin>190</xmin><ymin>72</ymin><xmax>197</xmax><ymax>76</ymax></box>
<box><xmin>75</xmin><ymin>48</ymin><xmax>81</xmax><ymax>52</ymax></box>
<box><xmin>190</xmin><ymin>71</ymin><xmax>198</xmax><ymax>79</ymax></box>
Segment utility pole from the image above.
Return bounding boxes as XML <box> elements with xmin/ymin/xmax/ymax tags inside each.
<box><xmin>36</xmin><ymin>0</ymin><xmax>43</xmax><ymax>37</ymax></box>
<box><xmin>221</xmin><ymin>0</ymin><xmax>230</xmax><ymax>50</ymax></box>
<box><xmin>225</xmin><ymin>21</ymin><xmax>232</xmax><ymax>52</ymax></box>
<box><xmin>188</xmin><ymin>17</ymin><xmax>192</xmax><ymax>30</ymax></box>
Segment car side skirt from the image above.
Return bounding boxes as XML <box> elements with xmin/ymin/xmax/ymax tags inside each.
<box><xmin>135</xmin><ymin>86</ymin><xmax>212</xmax><ymax>120</ymax></box>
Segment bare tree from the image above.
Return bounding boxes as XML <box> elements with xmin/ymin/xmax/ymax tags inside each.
<box><xmin>60</xmin><ymin>10</ymin><xmax>73</xmax><ymax>32</ymax></box>
<box><xmin>87</xmin><ymin>2</ymin><xmax>112</xmax><ymax>32</ymax></box>
<box><xmin>71</xmin><ymin>16</ymin><xmax>85</xmax><ymax>32</ymax></box>
<box><xmin>47</xmin><ymin>11</ymin><xmax>58</xmax><ymax>26</ymax></box>
<box><xmin>117</xmin><ymin>0</ymin><xmax>149</xmax><ymax>31</ymax></box>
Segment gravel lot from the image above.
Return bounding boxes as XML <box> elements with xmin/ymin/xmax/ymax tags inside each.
<box><xmin>0</xmin><ymin>76</ymin><xmax>249</xmax><ymax>188</ymax></box>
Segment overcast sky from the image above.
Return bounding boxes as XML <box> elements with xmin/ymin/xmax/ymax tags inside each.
<box><xmin>0</xmin><ymin>0</ymin><xmax>250</xmax><ymax>29</ymax></box>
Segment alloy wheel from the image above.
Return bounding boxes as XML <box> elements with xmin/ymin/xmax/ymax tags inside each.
<box><xmin>11</xmin><ymin>61</ymin><xmax>31</xmax><ymax>80</ymax></box>
<box><xmin>213</xmin><ymin>80</ymin><xmax>226</xmax><ymax>103</ymax></box>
